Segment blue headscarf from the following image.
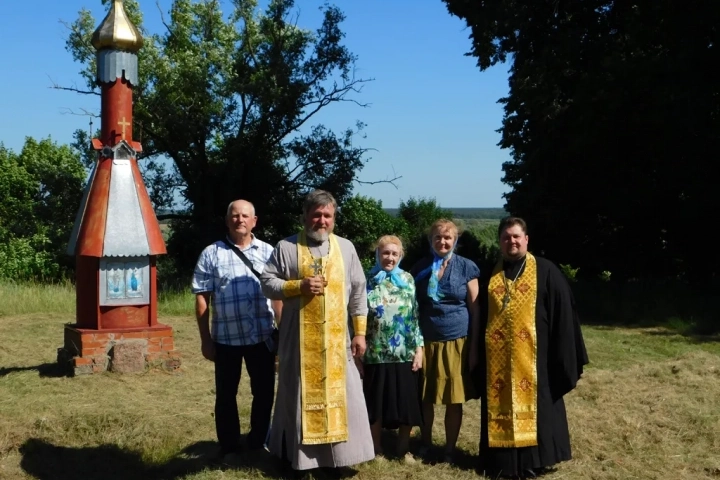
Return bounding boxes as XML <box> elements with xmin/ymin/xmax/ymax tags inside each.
<box><xmin>415</xmin><ymin>245</ymin><xmax>455</xmax><ymax>301</ymax></box>
<box><xmin>368</xmin><ymin>248</ymin><xmax>408</xmax><ymax>289</ymax></box>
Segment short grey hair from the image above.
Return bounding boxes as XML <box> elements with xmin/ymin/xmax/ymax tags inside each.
<box><xmin>302</xmin><ymin>190</ymin><xmax>337</xmax><ymax>216</ymax></box>
<box><xmin>226</xmin><ymin>199</ymin><xmax>256</xmax><ymax>218</ymax></box>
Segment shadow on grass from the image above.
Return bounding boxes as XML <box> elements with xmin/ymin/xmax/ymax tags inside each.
<box><xmin>571</xmin><ymin>279</ymin><xmax>719</xmax><ymax>337</ymax></box>
<box><xmin>379</xmin><ymin>429</ymin><xmax>478</xmax><ymax>472</ymax></box>
<box><xmin>19</xmin><ymin>438</ymin><xmax>290</xmax><ymax>480</ymax></box>
<box><xmin>0</xmin><ymin>362</ymin><xmax>67</xmax><ymax>378</ymax></box>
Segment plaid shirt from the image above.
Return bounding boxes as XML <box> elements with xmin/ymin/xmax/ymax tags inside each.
<box><xmin>191</xmin><ymin>235</ymin><xmax>274</xmax><ymax>346</ymax></box>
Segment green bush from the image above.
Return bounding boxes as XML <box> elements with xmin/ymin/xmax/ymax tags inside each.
<box><xmin>0</xmin><ymin>236</ymin><xmax>62</xmax><ymax>281</ymax></box>
<box><xmin>0</xmin><ymin>138</ymin><xmax>85</xmax><ymax>282</ymax></box>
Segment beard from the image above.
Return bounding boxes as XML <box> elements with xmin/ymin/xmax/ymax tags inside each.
<box><xmin>305</xmin><ymin>227</ymin><xmax>331</xmax><ymax>243</ymax></box>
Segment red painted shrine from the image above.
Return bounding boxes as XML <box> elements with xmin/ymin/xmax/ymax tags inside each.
<box><xmin>58</xmin><ymin>0</ymin><xmax>180</xmax><ymax>375</ymax></box>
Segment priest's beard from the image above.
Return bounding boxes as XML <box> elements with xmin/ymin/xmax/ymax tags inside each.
<box><xmin>306</xmin><ymin>227</ymin><xmax>331</xmax><ymax>243</ymax></box>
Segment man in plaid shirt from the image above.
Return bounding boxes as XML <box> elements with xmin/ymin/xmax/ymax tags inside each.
<box><xmin>192</xmin><ymin>199</ymin><xmax>281</xmax><ymax>460</ymax></box>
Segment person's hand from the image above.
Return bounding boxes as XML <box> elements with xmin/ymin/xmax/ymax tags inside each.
<box><xmin>300</xmin><ymin>275</ymin><xmax>325</xmax><ymax>296</ymax></box>
<box><xmin>354</xmin><ymin>357</ymin><xmax>364</xmax><ymax>379</ymax></box>
<box><xmin>412</xmin><ymin>347</ymin><xmax>423</xmax><ymax>372</ymax></box>
<box><xmin>351</xmin><ymin>335</ymin><xmax>366</xmax><ymax>358</ymax></box>
<box><xmin>201</xmin><ymin>339</ymin><xmax>215</xmax><ymax>362</ymax></box>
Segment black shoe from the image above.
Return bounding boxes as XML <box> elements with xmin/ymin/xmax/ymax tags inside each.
<box><xmin>319</xmin><ymin>466</ymin><xmax>358</xmax><ymax>479</ymax></box>
<box><xmin>214</xmin><ymin>450</ymin><xmax>244</xmax><ymax>468</ymax></box>
<box><xmin>480</xmin><ymin>469</ymin><xmax>534</xmax><ymax>480</ymax></box>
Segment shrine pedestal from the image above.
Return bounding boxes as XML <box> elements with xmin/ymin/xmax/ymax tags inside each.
<box><xmin>57</xmin><ymin>324</ymin><xmax>181</xmax><ymax>376</ymax></box>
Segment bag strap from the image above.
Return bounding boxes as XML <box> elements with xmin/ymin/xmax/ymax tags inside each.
<box><xmin>222</xmin><ymin>238</ymin><xmax>262</xmax><ymax>279</ymax></box>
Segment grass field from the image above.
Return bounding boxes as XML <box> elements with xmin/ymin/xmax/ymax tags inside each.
<box><xmin>1</xmin><ymin>282</ymin><xmax>719</xmax><ymax>479</ymax></box>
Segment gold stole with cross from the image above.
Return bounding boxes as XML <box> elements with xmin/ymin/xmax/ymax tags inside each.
<box><xmin>297</xmin><ymin>231</ymin><xmax>349</xmax><ymax>445</ymax></box>
<box><xmin>485</xmin><ymin>253</ymin><xmax>539</xmax><ymax>448</ymax></box>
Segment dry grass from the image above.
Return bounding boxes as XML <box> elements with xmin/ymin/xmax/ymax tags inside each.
<box><xmin>1</xmin><ymin>284</ymin><xmax>719</xmax><ymax>479</ymax></box>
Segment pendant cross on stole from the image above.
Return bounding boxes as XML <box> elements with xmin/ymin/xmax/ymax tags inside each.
<box><xmin>501</xmin><ymin>292</ymin><xmax>510</xmax><ymax>312</ymax></box>
<box><xmin>500</xmin><ymin>257</ymin><xmax>527</xmax><ymax>313</ymax></box>
<box><xmin>310</xmin><ymin>258</ymin><xmax>324</xmax><ymax>277</ymax></box>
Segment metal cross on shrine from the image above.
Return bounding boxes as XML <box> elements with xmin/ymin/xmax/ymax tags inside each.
<box><xmin>117</xmin><ymin>117</ymin><xmax>131</xmax><ymax>140</ymax></box>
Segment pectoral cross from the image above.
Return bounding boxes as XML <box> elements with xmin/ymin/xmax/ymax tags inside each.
<box><xmin>310</xmin><ymin>258</ymin><xmax>324</xmax><ymax>277</ymax></box>
<box><xmin>117</xmin><ymin>117</ymin><xmax>131</xmax><ymax>140</ymax></box>
<box><xmin>501</xmin><ymin>293</ymin><xmax>510</xmax><ymax>312</ymax></box>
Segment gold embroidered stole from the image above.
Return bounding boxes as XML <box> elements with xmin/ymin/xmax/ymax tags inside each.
<box><xmin>485</xmin><ymin>253</ymin><xmax>539</xmax><ymax>448</ymax></box>
<box><xmin>297</xmin><ymin>232</ymin><xmax>348</xmax><ymax>445</ymax></box>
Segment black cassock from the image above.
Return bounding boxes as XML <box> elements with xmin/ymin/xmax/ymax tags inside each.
<box><xmin>476</xmin><ymin>256</ymin><xmax>589</xmax><ymax>477</ymax></box>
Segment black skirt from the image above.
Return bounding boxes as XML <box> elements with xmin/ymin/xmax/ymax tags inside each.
<box><xmin>363</xmin><ymin>362</ymin><xmax>424</xmax><ymax>429</ymax></box>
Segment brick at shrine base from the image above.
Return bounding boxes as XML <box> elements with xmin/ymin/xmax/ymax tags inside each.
<box><xmin>57</xmin><ymin>324</ymin><xmax>181</xmax><ymax>376</ymax></box>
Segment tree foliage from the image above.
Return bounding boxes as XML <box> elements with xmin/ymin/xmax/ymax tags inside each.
<box><xmin>64</xmin><ymin>0</ymin><xmax>378</xmax><ymax>274</ymax></box>
<box><xmin>334</xmin><ymin>195</ymin><xmax>409</xmax><ymax>271</ymax></box>
<box><xmin>443</xmin><ymin>0</ymin><xmax>720</xmax><ymax>280</ymax></box>
<box><xmin>396</xmin><ymin>197</ymin><xmax>452</xmax><ymax>269</ymax></box>
<box><xmin>0</xmin><ymin>138</ymin><xmax>86</xmax><ymax>281</ymax></box>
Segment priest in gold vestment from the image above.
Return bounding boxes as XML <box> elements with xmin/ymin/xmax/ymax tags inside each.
<box><xmin>260</xmin><ymin>190</ymin><xmax>374</xmax><ymax>472</ymax></box>
<box><xmin>477</xmin><ymin>217</ymin><xmax>588</xmax><ymax>479</ymax></box>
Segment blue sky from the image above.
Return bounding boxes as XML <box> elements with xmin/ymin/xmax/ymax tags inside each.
<box><xmin>0</xmin><ymin>0</ymin><xmax>511</xmax><ymax>208</ymax></box>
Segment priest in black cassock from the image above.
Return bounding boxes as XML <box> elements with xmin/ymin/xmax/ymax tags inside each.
<box><xmin>476</xmin><ymin>217</ymin><xmax>589</xmax><ymax>479</ymax></box>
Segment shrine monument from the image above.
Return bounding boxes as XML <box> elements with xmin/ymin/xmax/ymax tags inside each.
<box><xmin>58</xmin><ymin>0</ymin><xmax>180</xmax><ymax>375</ymax></box>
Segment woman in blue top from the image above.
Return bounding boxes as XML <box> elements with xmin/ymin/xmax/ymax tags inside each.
<box><xmin>411</xmin><ymin>219</ymin><xmax>480</xmax><ymax>463</ymax></box>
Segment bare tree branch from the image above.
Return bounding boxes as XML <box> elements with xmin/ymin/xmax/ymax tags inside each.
<box><xmin>59</xmin><ymin>107</ymin><xmax>100</xmax><ymax>117</ymax></box>
<box><xmin>48</xmin><ymin>76</ymin><xmax>100</xmax><ymax>96</ymax></box>
<box><xmin>269</xmin><ymin>76</ymin><xmax>374</xmax><ymax>146</ymax></box>
<box><xmin>288</xmin><ymin>159</ymin><xmax>342</xmax><ymax>184</ymax></box>
<box><xmin>355</xmin><ymin>175</ymin><xmax>402</xmax><ymax>189</ymax></box>
<box><xmin>156</xmin><ymin>0</ymin><xmax>172</xmax><ymax>33</ymax></box>
<box><xmin>51</xmin><ymin>85</ymin><xmax>100</xmax><ymax>95</ymax></box>
<box><xmin>355</xmin><ymin>165</ymin><xmax>402</xmax><ymax>189</ymax></box>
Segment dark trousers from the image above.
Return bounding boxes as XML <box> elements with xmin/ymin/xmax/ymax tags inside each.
<box><xmin>214</xmin><ymin>341</ymin><xmax>275</xmax><ymax>453</ymax></box>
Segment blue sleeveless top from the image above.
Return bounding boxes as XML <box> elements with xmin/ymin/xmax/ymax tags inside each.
<box><xmin>411</xmin><ymin>254</ymin><xmax>480</xmax><ymax>342</ymax></box>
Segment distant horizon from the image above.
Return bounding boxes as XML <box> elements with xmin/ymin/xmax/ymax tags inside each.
<box><xmin>156</xmin><ymin>206</ymin><xmax>507</xmax><ymax>213</ymax></box>
<box><xmin>382</xmin><ymin>206</ymin><xmax>505</xmax><ymax>211</ymax></box>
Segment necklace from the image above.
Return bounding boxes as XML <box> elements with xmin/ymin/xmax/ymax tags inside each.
<box><xmin>500</xmin><ymin>257</ymin><xmax>527</xmax><ymax>312</ymax></box>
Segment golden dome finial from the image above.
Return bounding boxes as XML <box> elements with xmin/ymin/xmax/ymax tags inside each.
<box><xmin>91</xmin><ymin>0</ymin><xmax>144</xmax><ymax>52</ymax></box>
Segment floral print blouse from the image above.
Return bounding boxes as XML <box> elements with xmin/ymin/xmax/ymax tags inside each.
<box><xmin>364</xmin><ymin>271</ymin><xmax>424</xmax><ymax>364</ymax></box>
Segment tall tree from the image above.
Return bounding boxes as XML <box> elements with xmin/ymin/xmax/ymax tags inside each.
<box><xmin>63</xmin><ymin>0</ymin><xmax>391</xmax><ymax>273</ymax></box>
<box><xmin>443</xmin><ymin>0</ymin><xmax>720</xmax><ymax>280</ymax></box>
<box><xmin>0</xmin><ymin>138</ymin><xmax>86</xmax><ymax>281</ymax></box>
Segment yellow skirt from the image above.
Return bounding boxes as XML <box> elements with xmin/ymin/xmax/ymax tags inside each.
<box><xmin>422</xmin><ymin>336</ymin><xmax>476</xmax><ymax>405</ymax></box>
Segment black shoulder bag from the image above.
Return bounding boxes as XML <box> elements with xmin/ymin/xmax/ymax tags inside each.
<box><xmin>222</xmin><ymin>239</ymin><xmax>279</xmax><ymax>353</ymax></box>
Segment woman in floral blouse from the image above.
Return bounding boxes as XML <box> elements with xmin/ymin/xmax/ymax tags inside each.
<box><xmin>362</xmin><ymin>235</ymin><xmax>424</xmax><ymax>462</ymax></box>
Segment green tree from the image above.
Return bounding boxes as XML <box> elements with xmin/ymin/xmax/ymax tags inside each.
<box><xmin>64</xmin><ymin>0</ymin><xmax>389</xmax><ymax>275</ymax></box>
<box><xmin>0</xmin><ymin>144</ymin><xmax>36</xmax><ymax>241</ymax></box>
<box><xmin>397</xmin><ymin>197</ymin><xmax>453</xmax><ymax>269</ymax></box>
<box><xmin>335</xmin><ymin>195</ymin><xmax>409</xmax><ymax>271</ymax></box>
<box><xmin>0</xmin><ymin>138</ymin><xmax>86</xmax><ymax>281</ymax></box>
<box><xmin>443</xmin><ymin>0</ymin><xmax>720</xmax><ymax>281</ymax></box>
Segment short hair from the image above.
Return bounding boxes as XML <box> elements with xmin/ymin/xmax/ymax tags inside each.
<box><xmin>375</xmin><ymin>235</ymin><xmax>404</xmax><ymax>257</ymax></box>
<box><xmin>302</xmin><ymin>189</ymin><xmax>337</xmax><ymax>216</ymax></box>
<box><xmin>428</xmin><ymin>218</ymin><xmax>459</xmax><ymax>241</ymax></box>
<box><xmin>498</xmin><ymin>216</ymin><xmax>528</xmax><ymax>237</ymax></box>
<box><xmin>226</xmin><ymin>199</ymin><xmax>255</xmax><ymax>219</ymax></box>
